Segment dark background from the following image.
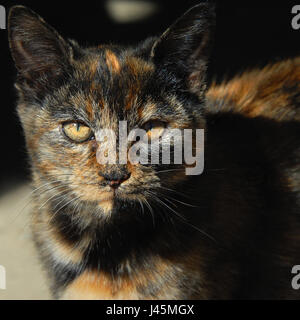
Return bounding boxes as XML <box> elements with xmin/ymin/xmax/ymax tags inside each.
<box><xmin>0</xmin><ymin>0</ymin><xmax>299</xmax><ymax>192</ymax></box>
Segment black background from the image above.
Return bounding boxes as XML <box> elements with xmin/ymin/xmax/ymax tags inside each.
<box><xmin>0</xmin><ymin>0</ymin><xmax>299</xmax><ymax>192</ymax></box>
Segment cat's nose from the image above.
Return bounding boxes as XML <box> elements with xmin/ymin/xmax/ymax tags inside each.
<box><xmin>98</xmin><ymin>171</ymin><xmax>131</xmax><ymax>189</ymax></box>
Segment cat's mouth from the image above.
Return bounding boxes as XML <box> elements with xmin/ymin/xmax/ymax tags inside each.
<box><xmin>98</xmin><ymin>189</ymin><xmax>116</xmax><ymax>201</ymax></box>
<box><xmin>97</xmin><ymin>181</ymin><xmax>147</xmax><ymax>203</ymax></box>
<box><xmin>96</xmin><ymin>184</ymin><xmax>142</xmax><ymax>214</ymax></box>
<box><xmin>97</xmin><ymin>183</ymin><xmax>131</xmax><ymax>201</ymax></box>
<box><xmin>75</xmin><ymin>170</ymin><xmax>160</xmax><ymax>211</ymax></box>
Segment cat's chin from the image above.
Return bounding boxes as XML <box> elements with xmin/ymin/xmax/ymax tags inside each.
<box><xmin>98</xmin><ymin>199</ymin><xmax>114</xmax><ymax>214</ymax></box>
<box><xmin>96</xmin><ymin>188</ymin><xmax>146</xmax><ymax>214</ymax></box>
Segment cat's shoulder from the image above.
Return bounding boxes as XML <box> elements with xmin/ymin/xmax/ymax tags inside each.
<box><xmin>206</xmin><ymin>56</ymin><xmax>300</xmax><ymax>121</ymax></box>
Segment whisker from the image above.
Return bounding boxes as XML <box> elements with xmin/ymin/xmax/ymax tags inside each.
<box><xmin>49</xmin><ymin>195</ymin><xmax>81</xmax><ymax>225</ymax></box>
<box><xmin>10</xmin><ymin>183</ymin><xmax>71</xmax><ymax>225</ymax></box>
<box><xmin>12</xmin><ymin>178</ymin><xmax>100</xmax><ymax>223</ymax></box>
<box><xmin>158</xmin><ymin>186</ymin><xmax>194</xmax><ymax>200</ymax></box>
<box><xmin>147</xmin><ymin>190</ymin><xmax>217</xmax><ymax>244</ymax></box>
<box><xmin>37</xmin><ymin>187</ymin><xmax>71</xmax><ymax>212</ymax></box>
<box><xmin>137</xmin><ymin>198</ymin><xmax>145</xmax><ymax>216</ymax></box>
<box><xmin>161</xmin><ymin>193</ymin><xmax>198</xmax><ymax>208</ymax></box>
<box><xmin>143</xmin><ymin>197</ymin><xmax>155</xmax><ymax>228</ymax></box>
<box><xmin>156</xmin><ymin>168</ymin><xmax>186</xmax><ymax>174</ymax></box>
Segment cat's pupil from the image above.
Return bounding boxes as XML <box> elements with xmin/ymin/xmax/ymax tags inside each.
<box><xmin>147</xmin><ymin>122</ymin><xmax>153</xmax><ymax>131</ymax></box>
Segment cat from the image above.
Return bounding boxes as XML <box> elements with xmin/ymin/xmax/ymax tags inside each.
<box><xmin>8</xmin><ymin>3</ymin><xmax>300</xmax><ymax>299</ymax></box>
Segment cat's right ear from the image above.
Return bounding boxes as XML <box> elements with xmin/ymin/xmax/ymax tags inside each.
<box><xmin>8</xmin><ymin>6</ymin><xmax>72</xmax><ymax>85</ymax></box>
<box><xmin>150</xmin><ymin>3</ymin><xmax>215</xmax><ymax>96</ymax></box>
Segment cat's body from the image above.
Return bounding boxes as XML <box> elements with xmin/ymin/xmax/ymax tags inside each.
<box><xmin>8</xmin><ymin>4</ymin><xmax>300</xmax><ymax>299</ymax></box>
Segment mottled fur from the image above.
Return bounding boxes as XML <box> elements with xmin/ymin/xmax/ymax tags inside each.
<box><xmin>8</xmin><ymin>4</ymin><xmax>300</xmax><ymax>299</ymax></box>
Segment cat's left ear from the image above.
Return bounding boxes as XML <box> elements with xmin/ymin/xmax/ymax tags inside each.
<box><xmin>151</xmin><ymin>3</ymin><xmax>215</xmax><ymax>96</ymax></box>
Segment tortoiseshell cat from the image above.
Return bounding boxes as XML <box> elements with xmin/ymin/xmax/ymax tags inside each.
<box><xmin>8</xmin><ymin>3</ymin><xmax>300</xmax><ymax>299</ymax></box>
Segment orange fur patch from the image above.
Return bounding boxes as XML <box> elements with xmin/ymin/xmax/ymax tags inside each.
<box><xmin>106</xmin><ymin>50</ymin><xmax>121</xmax><ymax>73</ymax></box>
<box><xmin>90</xmin><ymin>59</ymin><xmax>99</xmax><ymax>77</ymax></box>
<box><xmin>207</xmin><ymin>57</ymin><xmax>300</xmax><ymax>121</ymax></box>
<box><xmin>86</xmin><ymin>99</ymin><xmax>94</xmax><ymax>120</ymax></box>
<box><xmin>61</xmin><ymin>271</ymin><xmax>139</xmax><ymax>300</ymax></box>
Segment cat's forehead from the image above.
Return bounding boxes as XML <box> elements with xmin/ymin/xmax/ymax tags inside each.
<box><xmin>74</xmin><ymin>48</ymin><xmax>154</xmax><ymax>90</ymax></box>
<box><xmin>68</xmin><ymin>47</ymin><xmax>157</xmax><ymax>122</ymax></box>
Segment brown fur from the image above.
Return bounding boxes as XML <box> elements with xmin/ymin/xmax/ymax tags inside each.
<box><xmin>8</xmin><ymin>4</ymin><xmax>300</xmax><ymax>299</ymax></box>
<box><xmin>207</xmin><ymin>57</ymin><xmax>300</xmax><ymax>121</ymax></box>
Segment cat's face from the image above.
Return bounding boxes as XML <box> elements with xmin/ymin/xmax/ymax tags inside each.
<box><xmin>8</xmin><ymin>5</ymin><xmax>214</xmax><ymax>216</ymax></box>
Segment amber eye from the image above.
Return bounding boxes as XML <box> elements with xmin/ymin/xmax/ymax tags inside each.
<box><xmin>143</xmin><ymin>120</ymin><xmax>166</xmax><ymax>140</ymax></box>
<box><xmin>62</xmin><ymin>122</ymin><xmax>93</xmax><ymax>143</ymax></box>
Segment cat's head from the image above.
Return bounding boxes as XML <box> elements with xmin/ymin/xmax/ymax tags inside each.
<box><xmin>8</xmin><ymin>4</ymin><xmax>215</xmax><ymax>218</ymax></box>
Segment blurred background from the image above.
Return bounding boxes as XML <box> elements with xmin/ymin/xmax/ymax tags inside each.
<box><xmin>0</xmin><ymin>0</ymin><xmax>299</xmax><ymax>299</ymax></box>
